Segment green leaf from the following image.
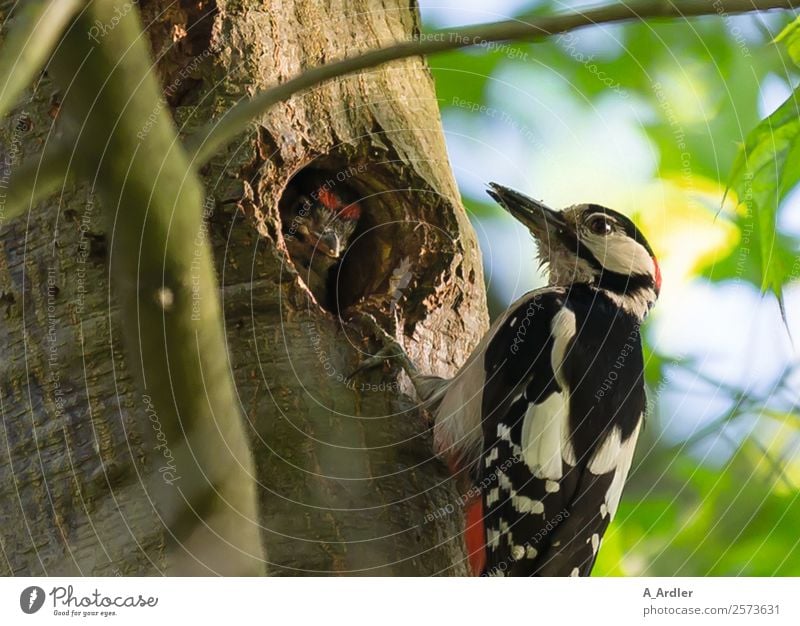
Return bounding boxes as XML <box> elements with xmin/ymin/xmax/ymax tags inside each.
<box><xmin>774</xmin><ymin>16</ymin><xmax>800</xmax><ymax>66</ymax></box>
<box><xmin>0</xmin><ymin>0</ymin><xmax>83</xmax><ymax>120</ymax></box>
<box><xmin>727</xmin><ymin>88</ymin><xmax>800</xmax><ymax>311</ymax></box>
<box><xmin>699</xmin><ymin>212</ymin><xmax>797</xmax><ymax>289</ymax></box>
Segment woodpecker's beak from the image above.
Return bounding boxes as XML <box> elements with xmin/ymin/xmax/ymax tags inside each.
<box><xmin>486</xmin><ymin>183</ymin><xmax>568</xmax><ymax>243</ymax></box>
<box><xmin>316</xmin><ymin>229</ymin><xmax>345</xmax><ymax>259</ymax></box>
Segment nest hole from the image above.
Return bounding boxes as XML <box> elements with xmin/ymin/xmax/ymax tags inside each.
<box><xmin>278</xmin><ymin>154</ymin><xmax>454</xmax><ymax>323</ymax></box>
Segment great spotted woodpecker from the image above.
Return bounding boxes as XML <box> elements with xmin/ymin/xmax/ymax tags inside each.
<box><xmin>356</xmin><ymin>183</ymin><xmax>660</xmax><ymax>576</ymax></box>
<box><xmin>283</xmin><ymin>185</ymin><xmax>361</xmax><ymax>300</ymax></box>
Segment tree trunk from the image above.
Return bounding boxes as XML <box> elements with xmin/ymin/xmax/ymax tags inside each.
<box><xmin>0</xmin><ymin>0</ymin><xmax>487</xmax><ymax>575</ymax></box>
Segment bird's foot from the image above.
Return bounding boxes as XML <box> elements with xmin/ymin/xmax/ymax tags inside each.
<box><xmin>348</xmin><ymin>312</ymin><xmax>417</xmax><ymax>379</ymax></box>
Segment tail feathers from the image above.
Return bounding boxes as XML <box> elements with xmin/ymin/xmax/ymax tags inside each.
<box><xmin>411</xmin><ymin>374</ymin><xmax>486</xmax><ymax>575</ymax></box>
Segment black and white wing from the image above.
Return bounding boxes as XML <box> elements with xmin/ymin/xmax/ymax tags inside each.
<box><xmin>480</xmin><ymin>287</ymin><xmax>646</xmax><ymax>576</ymax></box>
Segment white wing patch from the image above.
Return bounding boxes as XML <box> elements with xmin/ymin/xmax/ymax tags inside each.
<box><xmin>519</xmin><ymin>307</ymin><xmax>576</xmax><ymax>480</ymax></box>
<box><xmin>550</xmin><ymin>308</ymin><xmax>576</xmax><ymax>387</ymax></box>
<box><xmin>603</xmin><ymin>420</ymin><xmax>642</xmax><ymax>519</ymax></box>
<box><xmin>588</xmin><ymin>425</ymin><xmax>622</xmax><ymax>475</ymax></box>
<box><xmin>520</xmin><ymin>393</ymin><xmax>568</xmax><ymax>479</ymax></box>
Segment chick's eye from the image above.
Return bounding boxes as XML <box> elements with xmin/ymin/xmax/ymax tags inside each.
<box><xmin>588</xmin><ymin>216</ymin><xmax>613</xmax><ymax>236</ymax></box>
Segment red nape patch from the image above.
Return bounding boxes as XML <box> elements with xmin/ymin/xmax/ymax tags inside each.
<box><xmin>464</xmin><ymin>499</ymin><xmax>486</xmax><ymax>576</ymax></box>
<box><xmin>338</xmin><ymin>201</ymin><xmax>361</xmax><ymax>220</ymax></box>
<box><xmin>317</xmin><ymin>188</ymin><xmax>361</xmax><ymax>220</ymax></box>
<box><xmin>317</xmin><ymin>188</ymin><xmax>341</xmax><ymax>211</ymax></box>
<box><xmin>652</xmin><ymin>256</ymin><xmax>662</xmax><ymax>292</ymax></box>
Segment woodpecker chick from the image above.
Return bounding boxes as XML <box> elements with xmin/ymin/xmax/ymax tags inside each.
<box><xmin>354</xmin><ymin>182</ymin><xmax>660</xmax><ymax>577</ymax></box>
<box><xmin>284</xmin><ymin>187</ymin><xmax>361</xmax><ymax>302</ymax></box>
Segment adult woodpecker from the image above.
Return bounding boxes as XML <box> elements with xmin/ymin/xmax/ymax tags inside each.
<box><xmin>356</xmin><ymin>183</ymin><xmax>660</xmax><ymax>576</ymax></box>
<box><xmin>283</xmin><ymin>185</ymin><xmax>361</xmax><ymax>300</ymax></box>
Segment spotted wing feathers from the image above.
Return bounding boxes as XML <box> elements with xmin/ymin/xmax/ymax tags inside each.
<box><xmin>479</xmin><ymin>288</ymin><xmax>646</xmax><ymax>576</ymax></box>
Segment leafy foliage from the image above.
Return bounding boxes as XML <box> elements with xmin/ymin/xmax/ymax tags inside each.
<box><xmin>596</xmin><ymin>450</ymin><xmax>800</xmax><ymax>575</ymax></box>
<box><xmin>725</xmin><ymin>87</ymin><xmax>800</xmax><ymax>307</ymax></box>
<box><xmin>774</xmin><ymin>15</ymin><xmax>800</xmax><ymax>66</ymax></box>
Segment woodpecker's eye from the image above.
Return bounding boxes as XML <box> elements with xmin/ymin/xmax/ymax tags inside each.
<box><xmin>587</xmin><ymin>215</ymin><xmax>613</xmax><ymax>236</ymax></box>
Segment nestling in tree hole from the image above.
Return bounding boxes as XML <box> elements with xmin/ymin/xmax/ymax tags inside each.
<box><xmin>279</xmin><ymin>168</ymin><xmax>364</xmax><ymax>311</ymax></box>
<box><xmin>277</xmin><ymin>161</ymin><xmax>453</xmax><ymax>322</ymax></box>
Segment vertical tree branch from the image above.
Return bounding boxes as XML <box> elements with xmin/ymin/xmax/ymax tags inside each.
<box><xmin>47</xmin><ymin>0</ymin><xmax>264</xmax><ymax>574</ymax></box>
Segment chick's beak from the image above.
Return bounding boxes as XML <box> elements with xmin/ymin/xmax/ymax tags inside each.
<box><xmin>486</xmin><ymin>183</ymin><xmax>568</xmax><ymax>244</ymax></box>
<box><xmin>316</xmin><ymin>229</ymin><xmax>344</xmax><ymax>259</ymax></box>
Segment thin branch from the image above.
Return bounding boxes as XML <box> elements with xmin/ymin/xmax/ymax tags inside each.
<box><xmin>673</xmin><ymin>394</ymin><xmax>751</xmax><ymax>450</ymax></box>
<box><xmin>186</xmin><ymin>0</ymin><xmax>797</xmax><ymax>165</ymax></box>
<box><xmin>0</xmin><ymin>0</ymin><xmax>84</xmax><ymax>120</ymax></box>
<box><xmin>671</xmin><ymin>364</ymin><xmax>797</xmax><ymax>489</ymax></box>
<box><xmin>682</xmin><ymin>365</ymin><xmax>753</xmax><ymax>401</ymax></box>
<box><xmin>744</xmin><ymin>434</ymin><xmax>796</xmax><ymax>490</ymax></box>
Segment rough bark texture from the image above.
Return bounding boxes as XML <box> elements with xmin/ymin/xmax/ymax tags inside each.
<box><xmin>0</xmin><ymin>0</ymin><xmax>488</xmax><ymax>575</ymax></box>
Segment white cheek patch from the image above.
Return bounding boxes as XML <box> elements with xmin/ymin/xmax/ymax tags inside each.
<box><xmin>583</xmin><ymin>232</ymin><xmax>655</xmax><ymax>278</ymax></box>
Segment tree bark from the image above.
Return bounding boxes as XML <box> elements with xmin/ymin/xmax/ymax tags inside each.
<box><xmin>1</xmin><ymin>0</ymin><xmax>487</xmax><ymax>575</ymax></box>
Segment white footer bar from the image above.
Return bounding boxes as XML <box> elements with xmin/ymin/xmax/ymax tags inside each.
<box><xmin>2</xmin><ymin>577</ymin><xmax>797</xmax><ymax>625</ymax></box>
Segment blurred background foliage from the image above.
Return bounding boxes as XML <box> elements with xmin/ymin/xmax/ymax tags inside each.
<box><xmin>419</xmin><ymin>0</ymin><xmax>800</xmax><ymax>575</ymax></box>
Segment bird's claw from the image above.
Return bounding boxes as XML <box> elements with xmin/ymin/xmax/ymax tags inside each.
<box><xmin>348</xmin><ymin>312</ymin><xmax>414</xmax><ymax>378</ymax></box>
<box><xmin>349</xmin><ymin>344</ymin><xmax>402</xmax><ymax>378</ymax></box>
